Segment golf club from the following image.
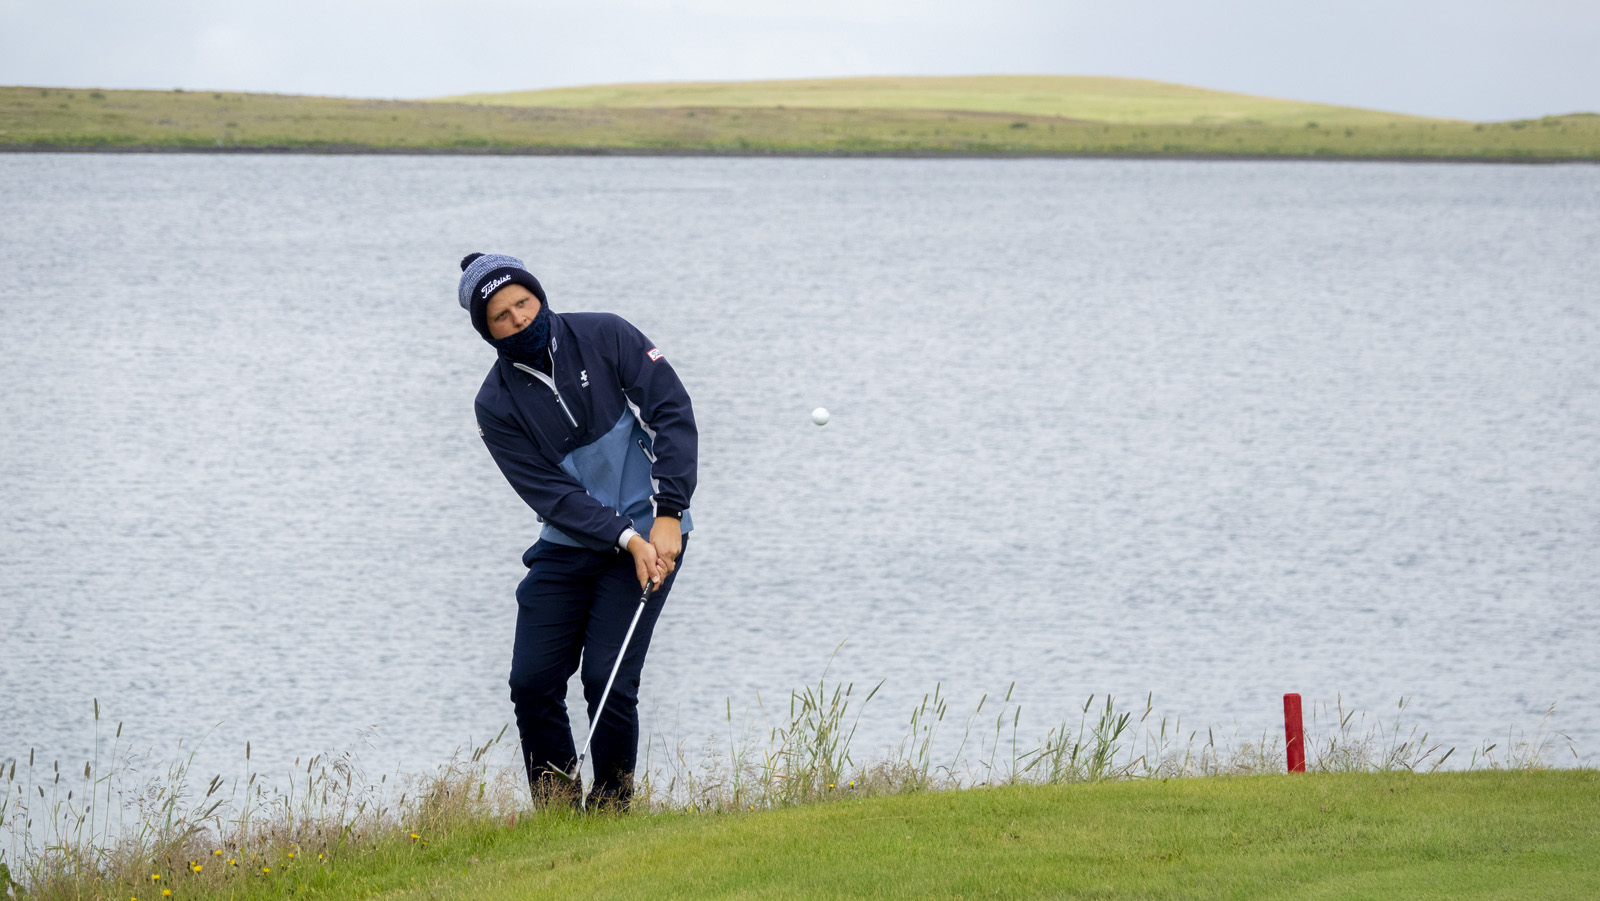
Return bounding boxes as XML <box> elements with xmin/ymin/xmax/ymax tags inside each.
<box><xmin>548</xmin><ymin>576</ymin><xmax>656</xmax><ymax>809</ymax></box>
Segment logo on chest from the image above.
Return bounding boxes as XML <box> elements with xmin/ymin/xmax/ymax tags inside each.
<box><xmin>580</xmin><ymin>369</ymin><xmax>590</xmax><ymax>388</ymax></box>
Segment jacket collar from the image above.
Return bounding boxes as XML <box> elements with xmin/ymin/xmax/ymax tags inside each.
<box><xmin>495</xmin><ymin>311</ymin><xmax>568</xmax><ymax>382</ymax></box>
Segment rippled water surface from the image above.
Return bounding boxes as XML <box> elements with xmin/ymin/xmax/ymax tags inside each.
<box><xmin>2</xmin><ymin>154</ymin><xmax>1597</xmax><ymax>783</ymax></box>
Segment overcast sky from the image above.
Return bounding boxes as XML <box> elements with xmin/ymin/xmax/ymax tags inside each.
<box><xmin>3</xmin><ymin>0</ymin><xmax>1596</xmax><ymax>121</ymax></box>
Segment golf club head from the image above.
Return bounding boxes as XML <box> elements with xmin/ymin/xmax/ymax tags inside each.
<box><xmin>546</xmin><ymin>763</ymin><xmax>578</xmax><ymax>783</ymax></box>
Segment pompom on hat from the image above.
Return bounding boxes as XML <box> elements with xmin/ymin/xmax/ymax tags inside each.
<box><xmin>458</xmin><ymin>252</ymin><xmax>548</xmax><ymax>340</ymax></box>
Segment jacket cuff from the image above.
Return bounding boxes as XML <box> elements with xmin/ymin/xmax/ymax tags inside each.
<box><xmin>617</xmin><ymin>527</ymin><xmax>641</xmax><ymax>551</ymax></box>
<box><xmin>656</xmin><ymin>505</ymin><xmax>685</xmax><ymax>520</ymax></box>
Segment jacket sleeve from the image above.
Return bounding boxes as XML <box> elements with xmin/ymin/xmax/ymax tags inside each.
<box><xmin>476</xmin><ymin>401</ymin><xmax>634</xmax><ymax>553</ymax></box>
<box><xmin>611</xmin><ymin>316</ymin><xmax>698</xmax><ymax>517</ymax></box>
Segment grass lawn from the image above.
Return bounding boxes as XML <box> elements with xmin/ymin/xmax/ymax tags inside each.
<box><xmin>116</xmin><ymin>770</ymin><xmax>1599</xmax><ymax>900</ymax></box>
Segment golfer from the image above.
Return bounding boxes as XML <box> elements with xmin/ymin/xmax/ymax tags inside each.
<box><xmin>459</xmin><ymin>252</ymin><xmax>696</xmax><ymax>809</ymax></box>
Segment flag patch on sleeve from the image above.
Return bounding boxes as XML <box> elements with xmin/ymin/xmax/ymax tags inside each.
<box><xmin>647</xmin><ymin>347</ymin><xmax>664</xmax><ymax>361</ymax></box>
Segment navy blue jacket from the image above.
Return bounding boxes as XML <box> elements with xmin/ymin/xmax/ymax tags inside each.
<box><xmin>475</xmin><ymin>312</ymin><xmax>697</xmax><ymax>557</ymax></box>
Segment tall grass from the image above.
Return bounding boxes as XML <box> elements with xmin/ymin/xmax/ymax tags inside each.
<box><xmin>0</xmin><ymin>712</ymin><xmax>519</xmax><ymax>900</ymax></box>
<box><xmin>0</xmin><ymin>680</ymin><xmax>1579</xmax><ymax>899</ymax></box>
<box><xmin>634</xmin><ymin>665</ymin><xmax>1576</xmax><ymax>814</ymax></box>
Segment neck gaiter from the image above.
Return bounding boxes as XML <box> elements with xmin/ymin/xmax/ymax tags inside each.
<box><xmin>489</xmin><ymin>304</ymin><xmax>552</xmax><ymax>368</ymax></box>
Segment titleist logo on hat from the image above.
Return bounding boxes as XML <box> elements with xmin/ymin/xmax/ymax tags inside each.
<box><xmin>480</xmin><ymin>274</ymin><xmax>513</xmax><ymax>298</ymax></box>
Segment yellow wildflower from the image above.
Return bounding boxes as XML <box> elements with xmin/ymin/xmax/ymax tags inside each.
<box><xmin>287</xmin><ymin>852</ymin><xmax>295</xmax><ymax>858</ymax></box>
<box><xmin>410</xmin><ymin>833</ymin><xmax>419</xmax><ymax>840</ymax></box>
<box><xmin>190</xmin><ymin>864</ymin><xmax>202</xmax><ymax>873</ymax></box>
<box><xmin>162</xmin><ymin>891</ymin><xmax>171</xmax><ymax>898</ymax></box>
<box><xmin>150</xmin><ymin>874</ymin><xmax>160</xmax><ymax>882</ymax></box>
<box><xmin>262</xmin><ymin>867</ymin><xmax>271</xmax><ymax>874</ymax></box>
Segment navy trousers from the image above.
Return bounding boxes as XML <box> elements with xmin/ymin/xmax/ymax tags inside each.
<box><xmin>509</xmin><ymin>537</ymin><xmax>686</xmax><ymax>807</ymax></box>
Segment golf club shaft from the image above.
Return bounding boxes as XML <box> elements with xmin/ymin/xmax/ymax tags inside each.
<box><xmin>572</xmin><ymin>580</ymin><xmax>653</xmax><ymax>783</ymax></box>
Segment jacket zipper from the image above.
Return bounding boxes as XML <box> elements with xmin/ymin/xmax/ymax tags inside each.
<box><xmin>636</xmin><ymin>438</ymin><xmax>656</xmax><ymax>463</ymax></box>
<box><xmin>512</xmin><ymin>354</ymin><xmax>579</xmax><ymax>429</ymax></box>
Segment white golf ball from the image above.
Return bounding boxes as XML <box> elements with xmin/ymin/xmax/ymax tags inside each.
<box><xmin>811</xmin><ymin>407</ymin><xmax>830</xmax><ymax>426</ymax></box>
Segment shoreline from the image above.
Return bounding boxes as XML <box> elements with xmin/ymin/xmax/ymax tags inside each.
<box><xmin>4</xmin><ymin>143</ymin><xmax>1597</xmax><ymax>164</ymax></box>
<box><xmin>7</xmin><ymin>773</ymin><xmax>1598</xmax><ymax>898</ymax></box>
<box><xmin>7</xmin><ymin>82</ymin><xmax>1596</xmax><ymax>165</ymax></box>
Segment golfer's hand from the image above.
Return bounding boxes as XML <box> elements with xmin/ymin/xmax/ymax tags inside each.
<box><xmin>650</xmin><ymin>516</ymin><xmax>682</xmax><ymax>579</ymax></box>
<box><xmin>626</xmin><ymin>534</ymin><xmax>665</xmax><ymax>590</ymax></box>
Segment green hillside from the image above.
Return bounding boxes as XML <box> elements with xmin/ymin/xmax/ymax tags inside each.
<box><xmin>3</xmin><ymin>81</ymin><xmax>1597</xmax><ymax>159</ymax></box>
<box><xmin>440</xmin><ymin>74</ymin><xmax>1440</xmax><ymax>127</ymax></box>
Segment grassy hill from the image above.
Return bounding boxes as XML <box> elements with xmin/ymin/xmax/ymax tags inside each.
<box><xmin>21</xmin><ymin>771</ymin><xmax>1600</xmax><ymax>900</ymax></box>
<box><xmin>440</xmin><ymin>74</ymin><xmax>1439</xmax><ymax>127</ymax></box>
<box><xmin>3</xmin><ymin>78</ymin><xmax>1598</xmax><ymax>159</ymax></box>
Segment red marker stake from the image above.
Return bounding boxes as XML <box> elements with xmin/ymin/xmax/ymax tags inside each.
<box><xmin>1283</xmin><ymin>693</ymin><xmax>1306</xmax><ymax>773</ymax></box>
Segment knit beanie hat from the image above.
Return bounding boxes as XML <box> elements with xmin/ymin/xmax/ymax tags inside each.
<box><xmin>458</xmin><ymin>252</ymin><xmax>548</xmax><ymax>340</ymax></box>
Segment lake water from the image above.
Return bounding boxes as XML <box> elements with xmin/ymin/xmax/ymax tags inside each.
<box><xmin>2</xmin><ymin>153</ymin><xmax>1597</xmax><ymax>789</ymax></box>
